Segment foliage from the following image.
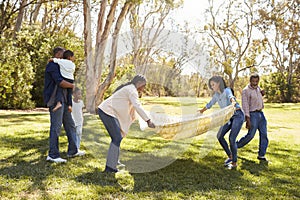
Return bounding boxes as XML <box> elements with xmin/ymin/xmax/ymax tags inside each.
<box><xmin>0</xmin><ymin>0</ymin><xmax>18</xmax><ymax>36</ymax></box>
<box><xmin>0</xmin><ymin>0</ymin><xmax>85</xmax><ymax>108</ymax></box>
<box><xmin>29</xmin><ymin>27</ymin><xmax>85</xmax><ymax>107</ymax></box>
<box><xmin>101</xmin><ymin>63</ymin><xmax>136</xmax><ymax>99</ymax></box>
<box><xmin>204</xmin><ymin>0</ymin><xmax>263</xmax><ymax>88</ymax></box>
<box><xmin>0</xmin><ymin>36</ymin><xmax>34</xmax><ymax>109</ymax></box>
<box><xmin>1</xmin><ymin>0</ymin><xmax>299</xmax><ymax>108</ymax></box>
<box><xmin>0</xmin><ymin>101</ymin><xmax>299</xmax><ymax>199</ymax></box>
<box><xmin>255</xmin><ymin>0</ymin><xmax>300</xmax><ymax>102</ymax></box>
<box><xmin>262</xmin><ymin>72</ymin><xmax>299</xmax><ymax>103</ymax></box>
<box><xmin>0</xmin><ymin>24</ymin><xmax>84</xmax><ymax>108</ymax></box>
<box><xmin>129</xmin><ymin>0</ymin><xmax>184</xmax><ymax>72</ymax></box>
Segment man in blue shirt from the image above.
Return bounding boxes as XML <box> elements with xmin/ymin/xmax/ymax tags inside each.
<box><xmin>43</xmin><ymin>47</ymin><xmax>84</xmax><ymax>163</ymax></box>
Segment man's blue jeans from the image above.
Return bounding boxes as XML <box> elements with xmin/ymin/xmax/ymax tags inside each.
<box><xmin>49</xmin><ymin>102</ymin><xmax>78</xmax><ymax>158</ymax></box>
<box><xmin>217</xmin><ymin>109</ymin><xmax>245</xmax><ymax>163</ymax></box>
<box><xmin>98</xmin><ymin>108</ymin><xmax>123</xmax><ymax>170</ymax></box>
<box><xmin>237</xmin><ymin>111</ymin><xmax>268</xmax><ymax>157</ymax></box>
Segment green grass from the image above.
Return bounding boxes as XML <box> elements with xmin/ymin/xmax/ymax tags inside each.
<box><xmin>0</xmin><ymin>100</ymin><xmax>299</xmax><ymax>200</ymax></box>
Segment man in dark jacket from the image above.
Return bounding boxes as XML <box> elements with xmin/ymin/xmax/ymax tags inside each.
<box><xmin>43</xmin><ymin>47</ymin><xmax>84</xmax><ymax>163</ymax></box>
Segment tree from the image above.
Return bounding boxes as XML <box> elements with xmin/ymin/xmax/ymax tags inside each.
<box><xmin>0</xmin><ymin>0</ymin><xmax>22</xmax><ymax>37</ymax></box>
<box><xmin>0</xmin><ymin>0</ymin><xmax>85</xmax><ymax>108</ymax></box>
<box><xmin>83</xmin><ymin>0</ymin><xmax>183</xmax><ymax>112</ymax></box>
<box><xmin>255</xmin><ymin>0</ymin><xmax>300</xmax><ymax>102</ymax></box>
<box><xmin>128</xmin><ymin>0</ymin><xmax>182</xmax><ymax>73</ymax></box>
<box><xmin>84</xmin><ymin>0</ymin><xmax>134</xmax><ymax>113</ymax></box>
<box><xmin>204</xmin><ymin>0</ymin><xmax>264</xmax><ymax>88</ymax></box>
<box><xmin>13</xmin><ymin>0</ymin><xmax>27</xmax><ymax>38</ymax></box>
<box><xmin>1</xmin><ymin>0</ymin><xmax>83</xmax><ymax>37</ymax></box>
<box><xmin>0</xmin><ymin>31</ymin><xmax>35</xmax><ymax>109</ymax></box>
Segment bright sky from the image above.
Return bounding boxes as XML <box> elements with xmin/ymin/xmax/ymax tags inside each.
<box><xmin>178</xmin><ymin>0</ymin><xmax>209</xmax><ymax>23</ymax></box>
<box><xmin>166</xmin><ymin>0</ymin><xmax>219</xmax><ymax>75</ymax></box>
<box><xmin>168</xmin><ymin>0</ymin><xmax>209</xmax><ymax>29</ymax></box>
<box><xmin>174</xmin><ymin>0</ymin><xmax>223</xmax><ymax>27</ymax></box>
<box><xmin>74</xmin><ymin>0</ymin><xmax>224</xmax><ymax>75</ymax></box>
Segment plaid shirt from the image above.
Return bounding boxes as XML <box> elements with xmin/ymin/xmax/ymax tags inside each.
<box><xmin>242</xmin><ymin>84</ymin><xmax>264</xmax><ymax>117</ymax></box>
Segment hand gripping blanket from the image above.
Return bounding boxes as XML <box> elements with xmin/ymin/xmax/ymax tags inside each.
<box><xmin>139</xmin><ymin>105</ymin><xmax>235</xmax><ymax>140</ymax></box>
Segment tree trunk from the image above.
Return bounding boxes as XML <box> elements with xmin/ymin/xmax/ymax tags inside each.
<box><xmin>94</xmin><ymin>1</ymin><xmax>133</xmax><ymax>110</ymax></box>
<box><xmin>30</xmin><ymin>0</ymin><xmax>41</xmax><ymax>24</ymax></box>
<box><xmin>84</xmin><ymin>0</ymin><xmax>119</xmax><ymax>113</ymax></box>
<box><xmin>41</xmin><ymin>3</ymin><xmax>47</xmax><ymax>29</ymax></box>
<box><xmin>94</xmin><ymin>0</ymin><xmax>118</xmax><ymax>80</ymax></box>
<box><xmin>286</xmin><ymin>51</ymin><xmax>294</xmax><ymax>102</ymax></box>
<box><xmin>14</xmin><ymin>0</ymin><xmax>27</xmax><ymax>38</ymax></box>
<box><xmin>83</xmin><ymin>0</ymin><xmax>95</xmax><ymax>113</ymax></box>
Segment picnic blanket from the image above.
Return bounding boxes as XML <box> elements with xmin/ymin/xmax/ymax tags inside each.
<box><xmin>139</xmin><ymin>105</ymin><xmax>235</xmax><ymax>140</ymax></box>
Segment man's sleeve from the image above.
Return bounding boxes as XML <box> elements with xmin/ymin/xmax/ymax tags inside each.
<box><xmin>242</xmin><ymin>89</ymin><xmax>250</xmax><ymax>117</ymax></box>
<box><xmin>46</xmin><ymin>63</ymin><xmax>63</xmax><ymax>85</ymax></box>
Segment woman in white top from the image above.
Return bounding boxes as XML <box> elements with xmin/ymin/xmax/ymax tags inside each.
<box><xmin>98</xmin><ymin>75</ymin><xmax>155</xmax><ymax>173</ymax></box>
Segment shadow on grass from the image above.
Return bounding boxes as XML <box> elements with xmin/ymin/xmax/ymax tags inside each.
<box><xmin>1</xmin><ymin>111</ymin><xmax>299</xmax><ymax>198</ymax></box>
<box><xmin>0</xmin><ymin>131</ymin><xmax>51</xmax><ymax>198</ymax></box>
<box><xmin>0</xmin><ymin>112</ymin><xmax>48</xmax><ymax>120</ymax></box>
<box><xmin>128</xmin><ymin>157</ymin><xmax>247</xmax><ymax>193</ymax></box>
<box><xmin>0</xmin><ymin>113</ymin><xmax>49</xmax><ymax>127</ymax></box>
<box><xmin>238</xmin><ymin>156</ymin><xmax>269</xmax><ymax>175</ymax></box>
<box><xmin>0</xmin><ymin>129</ymin><xmax>88</xmax><ymax>198</ymax></box>
<box><xmin>75</xmin><ymin>169</ymin><xmax>119</xmax><ymax>187</ymax></box>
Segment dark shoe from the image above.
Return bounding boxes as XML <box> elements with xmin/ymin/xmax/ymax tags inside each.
<box><xmin>257</xmin><ymin>156</ymin><xmax>268</xmax><ymax>162</ymax></box>
<box><xmin>224</xmin><ymin>158</ymin><xmax>232</xmax><ymax>166</ymax></box>
<box><xmin>103</xmin><ymin>165</ymin><xmax>119</xmax><ymax>173</ymax></box>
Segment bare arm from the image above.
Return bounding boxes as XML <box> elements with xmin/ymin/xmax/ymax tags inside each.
<box><xmin>59</xmin><ymin>80</ymin><xmax>74</xmax><ymax>89</ymax></box>
<box><xmin>147</xmin><ymin>119</ymin><xmax>155</xmax><ymax>128</ymax></box>
<box><xmin>230</xmin><ymin>97</ymin><xmax>237</xmax><ymax>106</ymax></box>
<box><xmin>198</xmin><ymin>107</ymin><xmax>207</xmax><ymax>113</ymax></box>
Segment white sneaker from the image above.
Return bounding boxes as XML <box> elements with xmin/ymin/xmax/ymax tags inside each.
<box><xmin>224</xmin><ymin>158</ymin><xmax>232</xmax><ymax>166</ymax></box>
<box><xmin>67</xmin><ymin>150</ymin><xmax>85</xmax><ymax>158</ymax></box>
<box><xmin>117</xmin><ymin>160</ymin><xmax>126</xmax><ymax>168</ymax></box>
<box><xmin>226</xmin><ymin>163</ymin><xmax>237</xmax><ymax>170</ymax></box>
<box><xmin>46</xmin><ymin>156</ymin><xmax>67</xmax><ymax>163</ymax></box>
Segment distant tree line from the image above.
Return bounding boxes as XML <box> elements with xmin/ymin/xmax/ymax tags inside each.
<box><xmin>0</xmin><ymin>0</ymin><xmax>299</xmax><ymax>109</ymax></box>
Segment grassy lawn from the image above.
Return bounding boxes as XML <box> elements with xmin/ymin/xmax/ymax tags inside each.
<box><xmin>0</xmin><ymin>98</ymin><xmax>299</xmax><ymax>200</ymax></box>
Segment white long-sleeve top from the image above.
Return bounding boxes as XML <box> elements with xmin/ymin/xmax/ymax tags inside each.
<box><xmin>71</xmin><ymin>99</ymin><xmax>84</xmax><ymax>126</ymax></box>
<box><xmin>53</xmin><ymin>58</ymin><xmax>75</xmax><ymax>80</ymax></box>
<box><xmin>98</xmin><ymin>84</ymin><xmax>150</xmax><ymax>136</ymax></box>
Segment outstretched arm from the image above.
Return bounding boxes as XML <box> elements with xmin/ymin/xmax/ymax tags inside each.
<box><xmin>230</xmin><ymin>97</ymin><xmax>237</xmax><ymax>106</ymax></box>
<box><xmin>147</xmin><ymin>119</ymin><xmax>155</xmax><ymax>128</ymax></box>
<box><xmin>198</xmin><ymin>107</ymin><xmax>207</xmax><ymax>113</ymax></box>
